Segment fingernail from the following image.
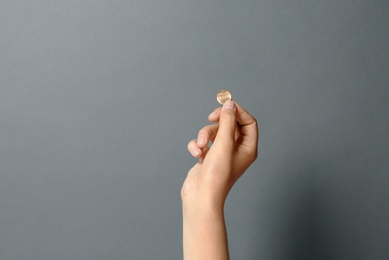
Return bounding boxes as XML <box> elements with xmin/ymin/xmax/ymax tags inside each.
<box><xmin>191</xmin><ymin>148</ymin><xmax>201</xmax><ymax>157</ymax></box>
<box><xmin>224</xmin><ymin>101</ymin><xmax>235</xmax><ymax>110</ymax></box>
<box><xmin>197</xmin><ymin>135</ymin><xmax>206</xmax><ymax>146</ymax></box>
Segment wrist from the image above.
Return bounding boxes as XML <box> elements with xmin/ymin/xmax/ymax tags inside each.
<box><xmin>182</xmin><ymin>190</ymin><xmax>226</xmax><ymax>217</ymax></box>
<box><xmin>182</xmin><ymin>200</ymin><xmax>223</xmax><ymax>220</ymax></box>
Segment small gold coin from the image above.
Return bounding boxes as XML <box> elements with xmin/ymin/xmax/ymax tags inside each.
<box><xmin>216</xmin><ymin>89</ymin><xmax>232</xmax><ymax>105</ymax></box>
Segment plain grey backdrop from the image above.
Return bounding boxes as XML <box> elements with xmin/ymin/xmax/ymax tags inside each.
<box><xmin>1</xmin><ymin>1</ymin><xmax>388</xmax><ymax>259</ymax></box>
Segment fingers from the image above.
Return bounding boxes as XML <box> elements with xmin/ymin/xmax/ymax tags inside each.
<box><xmin>208</xmin><ymin>102</ymin><xmax>258</xmax><ymax>152</ymax></box>
<box><xmin>212</xmin><ymin>101</ymin><xmax>237</xmax><ymax>150</ymax></box>
<box><xmin>235</xmin><ymin>102</ymin><xmax>256</xmax><ymax>128</ymax></box>
<box><xmin>208</xmin><ymin>107</ymin><xmax>222</xmax><ymax>122</ymax></box>
<box><xmin>187</xmin><ymin>124</ymin><xmax>219</xmax><ymax>157</ymax></box>
<box><xmin>196</xmin><ymin>124</ymin><xmax>218</xmax><ymax>148</ymax></box>
<box><xmin>209</xmin><ymin>102</ymin><xmax>256</xmax><ymax>127</ymax></box>
<box><xmin>188</xmin><ymin>140</ymin><xmax>209</xmax><ymax>158</ymax></box>
<box><xmin>234</xmin><ymin>102</ymin><xmax>258</xmax><ymax>151</ymax></box>
<box><xmin>189</xmin><ymin>100</ymin><xmax>258</xmax><ymax>159</ymax></box>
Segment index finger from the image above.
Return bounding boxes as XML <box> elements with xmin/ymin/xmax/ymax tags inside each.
<box><xmin>234</xmin><ymin>102</ymin><xmax>258</xmax><ymax>151</ymax></box>
<box><xmin>208</xmin><ymin>102</ymin><xmax>257</xmax><ymax>138</ymax></box>
<box><xmin>206</xmin><ymin>101</ymin><xmax>258</xmax><ymax>152</ymax></box>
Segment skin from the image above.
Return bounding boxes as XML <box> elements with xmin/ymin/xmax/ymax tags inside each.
<box><xmin>181</xmin><ymin>100</ymin><xmax>258</xmax><ymax>260</ymax></box>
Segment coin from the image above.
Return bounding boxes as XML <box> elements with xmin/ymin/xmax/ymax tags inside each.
<box><xmin>216</xmin><ymin>89</ymin><xmax>232</xmax><ymax>105</ymax></box>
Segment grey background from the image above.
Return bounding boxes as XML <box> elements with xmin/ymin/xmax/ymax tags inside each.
<box><xmin>1</xmin><ymin>1</ymin><xmax>388</xmax><ymax>259</ymax></box>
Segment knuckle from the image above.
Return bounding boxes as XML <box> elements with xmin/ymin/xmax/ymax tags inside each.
<box><xmin>199</xmin><ymin>125</ymin><xmax>218</xmax><ymax>139</ymax></box>
<box><xmin>198</xmin><ymin>128</ymin><xmax>209</xmax><ymax>137</ymax></box>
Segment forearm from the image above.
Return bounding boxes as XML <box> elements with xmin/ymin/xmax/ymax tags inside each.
<box><xmin>182</xmin><ymin>201</ymin><xmax>229</xmax><ymax>260</ymax></box>
<box><xmin>182</xmin><ymin>99</ymin><xmax>258</xmax><ymax>259</ymax></box>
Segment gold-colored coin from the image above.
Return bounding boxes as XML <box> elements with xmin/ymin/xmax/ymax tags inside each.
<box><xmin>216</xmin><ymin>89</ymin><xmax>232</xmax><ymax>105</ymax></box>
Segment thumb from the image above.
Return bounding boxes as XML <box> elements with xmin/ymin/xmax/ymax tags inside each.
<box><xmin>213</xmin><ymin>101</ymin><xmax>237</xmax><ymax>151</ymax></box>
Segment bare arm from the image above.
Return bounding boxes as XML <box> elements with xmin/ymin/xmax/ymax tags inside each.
<box><xmin>181</xmin><ymin>100</ymin><xmax>258</xmax><ymax>260</ymax></box>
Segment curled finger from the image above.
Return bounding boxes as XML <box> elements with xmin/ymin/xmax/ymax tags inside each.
<box><xmin>208</xmin><ymin>107</ymin><xmax>222</xmax><ymax>122</ymax></box>
<box><xmin>187</xmin><ymin>139</ymin><xmax>210</xmax><ymax>158</ymax></box>
<box><xmin>197</xmin><ymin>124</ymin><xmax>219</xmax><ymax>148</ymax></box>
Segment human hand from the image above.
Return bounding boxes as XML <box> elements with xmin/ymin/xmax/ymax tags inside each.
<box><xmin>181</xmin><ymin>100</ymin><xmax>258</xmax><ymax>260</ymax></box>
<box><xmin>181</xmin><ymin>100</ymin><xmax>258</xmax><ymax>209</ymax></box>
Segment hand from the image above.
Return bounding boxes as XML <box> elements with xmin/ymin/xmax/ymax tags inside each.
<box><xmin>181</xmin><ymin>100</ymin><xmax>258</xmax><ymax>209</ymax></box>
<box><xmin>181</xmin><ymin>100</ymin><xmax>258</xmax><ymax>260</ymax></box>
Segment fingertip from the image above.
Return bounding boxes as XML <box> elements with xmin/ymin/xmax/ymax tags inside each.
<box><xmin>196</xmin><ymin>134</ymin><xmax>207</xmax><ymax>147</ymax></box>
<box><xmin>213</xmin><ymin>101</ymin><xmax>237</xmax><ymax>149</ymax></box>
<box><xmin>222</xmin><ymin>100</ymin><xmax>236</xmax><ymax>111</ymax></box>
<box><xmin>208</xmin><ymin>107</ymin><xmax>222</xmax><ymax>122</ymax></box>
<box><xmin>187</xmin><ymin>141</ymin><xmax>201</xmax><ymax>157</ymax></box>
<box><xmin>190</xmin><ymin>147</ymin><xmax>201</xmax><ymax>157</ymax></box>
<box><xmin>220</xmin><ymin>101</ymin><xmax>237</xmax><ymax>120</ymax></box>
